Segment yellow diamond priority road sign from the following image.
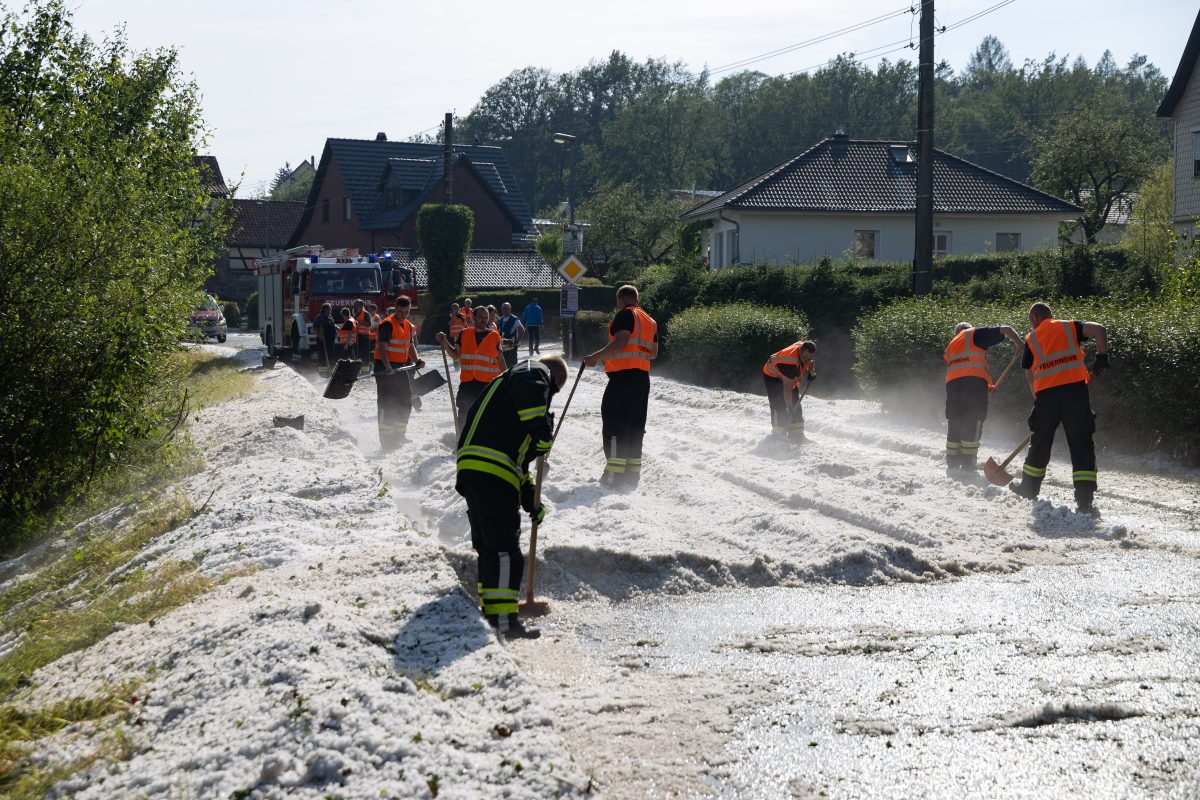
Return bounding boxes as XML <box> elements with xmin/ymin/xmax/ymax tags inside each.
<box><xmin>557</xmin><ymin>254</ymin><xmax>588</xmax><ymax>285</ymax></box>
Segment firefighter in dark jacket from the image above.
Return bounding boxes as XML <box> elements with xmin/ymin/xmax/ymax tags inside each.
<box><xmin>943</xmin><ymin>321</ymin><xmax>1023</xmax><ymax>471</ymax></box>
<box><xmin>762</xmin><ymin>340</ymin><xmax>817</xmax><ymax>441</ymax></box>
<box><xmin>455</xmin><ymin>355</ymin><xmax>568</xmax><ymax>640</ymax></box>
<box><xmin>583</xmin><ymin>285</ymin><xmax>658</xmax><ymax>487</ymax></box>
<box><xmin>1009</xmin><ymin>302</ymin><xmax>1108</xmax><ymax>511</ymax></box>
<box><xmin>374</xmin><ymin>296</ymin><xmax>424</xmax><ymax>451</ymax></box>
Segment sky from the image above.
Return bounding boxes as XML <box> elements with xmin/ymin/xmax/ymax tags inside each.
<box><xmin>64</xmin><ymin>0</ymin><xmax>1199</xmax><ymax>195</ymax></box>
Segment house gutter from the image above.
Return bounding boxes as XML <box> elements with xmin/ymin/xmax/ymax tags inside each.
<box><xmin>718</xmin><ymin>208</ymin><xmax>741</xmax><ymax>265</ymax></box>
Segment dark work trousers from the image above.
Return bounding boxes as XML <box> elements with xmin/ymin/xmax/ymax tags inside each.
<box><xmin>764</xmin><ymin>375</ymin><xmax>804</xmax><ymax>438</ymax></box>
<box><xmin>319</xmin><ymin>330</ymin><xmax>335</xmax><ymax>372</ymax></box>
<box><xmin>456</xmin><ymin>472</ymin><xmax>523</xmax><ymax>628</ymax></box>
<box><xmin>601</xmin><ymin>369</ymin><xmax>650</xmax><ymax>483</ymax></box>
<box><xmin>1019</xmin><ymin>380</ymin><xmax>1097</xmax><ymax>496</ymax></box>
<box><xmin>455</xmin><ymin>379</ymin><xmax>488</xmax><ymax>433</ymax></box>
<box><xmin>357</xmin><ymin>335</ymin><xmax>372</xmax><ymax>364</ymax></box>
<box><xmin>374</xmin><ymin>360</ymin><xmax>413</xmax><ymax>450</ymax></box>
<box><xmin>945</xmin><ymin>377</ymin><xmax>989</xmax><ymax>469</ymax></box>
<box><xmin>526</xmin><ymin>326</ymin><xmax>541</xmax><ymax>354</ymax></box>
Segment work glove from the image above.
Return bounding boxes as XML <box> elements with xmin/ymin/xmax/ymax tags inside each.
<box><xmin>1091</xmin><ymin>353</ymin><xmax>1109</xmax><ymax>374</ymax></box>
<box><xmin>415</xmin><ymin>358</ymin><xmax>426</xmax><ymax>370</ymax></box>
<box><xmin>520</xmin><ymin>473</ymin><xmax>546</xmax><ymax>523</ymax></box>
<box><xmin>806</xmin><ymin>371</ymin><xmax>816</xmax><ymax>382</ymax></box>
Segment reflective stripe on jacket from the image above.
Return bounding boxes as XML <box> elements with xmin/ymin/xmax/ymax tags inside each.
<box><xmin>338</xmin><ymin>319</ymin><xmax>357</xmax><ymax>347</ymax></box>
<box><xmin>449</xmin><ymin>314</ymin><xmax>465</xmax><ymax>337</ymax></box>
<box><xmin>459</xmin><ymin>327</ymin><xmax>503</xmax><ymax>382</ymax></box>
<box><xmin>356</xmin><ymin>310</ymin><xmax>373</xmax><ymax>341</ymax></box>
<box><xmin>1027</xmin><ymin>319</ymin><xmax>1089</xmax><ymax>394</ymax></box>
<box><xmin>763</xmin><ymin>342</ymin><xmax>813</xmax><ymax>389</ymax></box>
<box><xmin>944</xmin><ymin>328</ymin><xmax>992</xmax><ymax>385</ymax></box>
<box><xmin>374</xmin><ymin>316</ymin><xmax>416</xmax><ymax>365</ymax></box>
<box><xmin>604</xmin><ymin>306</ymin><xmax>657</xmax><ymax>373</ymax></box>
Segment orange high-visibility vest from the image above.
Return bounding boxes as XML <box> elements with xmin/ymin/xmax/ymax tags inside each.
<box><xmin>449</xmin><ymin>313</ymin><xmax>465</xmax><ymax>338</ymax></box>
<box><xmin>370</xmin><ymin>314</ymin><xmax>380</xmax><ymax>342</ymax></box>
<box><xmin>1027</xmin><ymin>319</ymin><xmax>1089</xmax><ymax>394</ymax></box>
<box><xmin>356</xmin><ymin>310</ymin><xmax>372</xmax><ymax>340</ymax></box>
<box><xmin>763</xmin><ymin>342</ymin><xmax>814</xmax><ymax>390</ymax></box>
<box><xmin>944</xmin><ymin>328</ymin><xmax>992</xmax><ymax>386</ymax></box>
<box><xmin>604</xmin><ymin>306</ymin><xmax>657</xmax><ymax>373</ymax></box>
<box><xmin>459</xmin><ymin>327</ymin><xmax>503</xmax><ymax>382</ymax></box>
<box><xmin>463</xmin><ymin>307</ymin><xmax>474</xmax><ymax>325</ymax></box>
<box><xmin>338</xmin><ymin>319</ymin><xmax>357</xmax><ymax>348</ymax></box>
<box><xmin>374</xmin><ymin>316</ymin><xmax>415</xmax><ymax>365</ymax></box>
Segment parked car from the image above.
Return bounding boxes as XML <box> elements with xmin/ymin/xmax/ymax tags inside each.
<box><xmin>188</xmin><ymin>293</ymin><xmax>228</xmax><ymax>343</ymax></box>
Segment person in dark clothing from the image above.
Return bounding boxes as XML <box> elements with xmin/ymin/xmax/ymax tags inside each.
<box><xmin>455</xmin><ymin>355</ymin><xmax>568</xmax><ymax>640</ymax></box>
<box><xmin>943</xmin><ymin>321</ymin><xmax>1023</xmax><ymax>472</ymax></box>
<box><xmin>762</xmin><ymin>340</ymin><xmax>817</xmax><ymax>442</ymax></box>
<box><xmin>312</xmin><ymin>303</ymin><xmax>337</xmax><ymax>375</ymax></box>
<box><xmin>583</xmin><ymin>285</ymin><xmax>658</xmax><ymax>488</ymax></box>
<box><xmin>374</xmin><ymin>296</ymin><xmax>424</xmax><ymax>451</ymax></box>
<box><xmin>496</xmin><ymin>302</ymin><xmax>525</xmax><ymax>370</ymax></box>
<box><xmin>1009</xmin><ymin>302</ymin><xmax>1108</xmax><ymax>511</ymax></box>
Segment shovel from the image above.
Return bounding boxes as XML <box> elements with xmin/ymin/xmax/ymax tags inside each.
<box><xmin>983</xmin><ymin>432</ymin><xmax>1033</xmax><ymax>486</ymax></box>
<box><xmin>989</xmin><ymin>349</ymin><xmax>1022</xmax><ymax>394</ymax></box>
<box><xmin>522</xmin><ymin>362</ymin><xmax>586</xmax><ymax>617</ymax></box>
<box><xmin>322</xmin><ymin>359</ymin><xmax>414</xmax><ymax>400</ymax></box>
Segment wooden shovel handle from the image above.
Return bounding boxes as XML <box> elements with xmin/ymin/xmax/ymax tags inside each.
<box><xmin>999</xmin><ymin>432</ymin><xmax>1033</xmax><ymax>470</ymax></box>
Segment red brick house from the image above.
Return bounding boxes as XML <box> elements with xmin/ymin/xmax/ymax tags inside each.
<box><xmin>287</xmin><ymin>135</ymin><xmax>535</xmax><ymax>253</ymax></box>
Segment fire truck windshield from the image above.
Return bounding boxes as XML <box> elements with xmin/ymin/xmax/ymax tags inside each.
<box><xmin>311</xmin><ymin>267</ymin><xmax>380</xmax><ymax>295</ymax></box>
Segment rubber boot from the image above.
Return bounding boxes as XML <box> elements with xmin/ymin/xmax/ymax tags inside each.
<box><xmin>489</xmin><ymin>613</ymin><xmax>541</xmax><ymax>640</ymax></box>
<box><xmin>1009</xmin><ymin>478</ymin><xmax>1041</xmax><ymax>500</ymax></box>
<box><xmin>1074</xmin><ymin>484</ymin><xmax>1097</xmax><ymax>513</ymax></box>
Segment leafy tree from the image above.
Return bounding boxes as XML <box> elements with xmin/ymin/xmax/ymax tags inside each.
<box><xmin>1122</xmin><ymin>159</ymin><xmax>1174</xmax><ymax>271</ymax></box>
<box><xmin>535</xmin><ymin>228</ymin><xmax>563</xmax><ymax>265</ymax></box>
<box><xmin>417</xmin><ymin>204</ymin><xmax>474</xmax><ymax>304</ymax></box>
<box><xmin>578</xmin><ymin>183</ymin><xmax>692</xmax><ymax>280</ymax></box>
<box><xmin>0</xmin><ymin>0</ymin><xmax>227</xmax><ymax>542</ymax></box>
<box><xmin>267</xmin><ymin>161</ymin><xmax>314</xmax><ymax>202</ymax></box>
<box><xmin>1029</xmin><ymin>107</ymin><xmax>1168</xmax><ymax>243</ymax></box>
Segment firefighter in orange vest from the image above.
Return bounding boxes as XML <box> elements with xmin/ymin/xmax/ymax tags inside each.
<box><xmin>943</xmin><ymin>321</ymin><xmax>1022</xmax><ymax>471</ymax></box>
<box><xmin>1010</xmin><ymin>302</ymin><xmax>1108</xmax><ymax>511</ymax></box>
<box><xmin>583</xmin><ymin>285</ymin><xmax>658</xmax><ymax>488</ymax></box>
<box><xmin>462</xmin><ymin>297</ymin><xmax>475</xmax><ymax>327</ymax></box>
<box><xmin>337</xmin><ymin>307</ymin><xmax>357</xmax><ymax>360</ymax></box>
<box><xmin>437</xmin><ymin>305</ymin><xmax>503</xmax><ymax>432</ymax></box>
<box><xmin>374</xmin><ymin>296</ymin><xmax>424</xmax><ymax>451</ymax></box>
<box><xmin>353</xmin><ymin>299</ymin><xmax>373</xmax><ymax>365</ymax></box>
<box><xmin>449</xmin><ymin>303</ymin><xmax>466</xmax><ymax>343</ymax></box>
<box><xmin>763</xmin><ymin>340</ymin><xmax>817</xmax><ymax>441</ymax></box>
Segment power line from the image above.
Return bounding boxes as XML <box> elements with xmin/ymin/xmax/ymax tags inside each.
<box><xmin>709</xmin><ymin>5</ymin><xmax>915</xmax><ymax>76</ymax></box>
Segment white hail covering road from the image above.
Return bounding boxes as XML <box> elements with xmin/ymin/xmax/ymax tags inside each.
<box><xmin>11</xmin><ymin>335</ymin><xmax>1200</xmax><ymax>799</ymax></box>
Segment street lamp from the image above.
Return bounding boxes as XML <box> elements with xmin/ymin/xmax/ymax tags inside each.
<box><xmin>552</xmin><ymin>132</ymin><xmax>576</xmax><ymax>227</ymax></box>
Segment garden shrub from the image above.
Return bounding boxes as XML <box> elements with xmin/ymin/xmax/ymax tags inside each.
<box><xmin>566</xmin><ymin>311</ymin><xmax>612</xmax><ymax>355</ymax></box>
<box><xmin>221</xmin><ymin>300</ymin><xmax>240</xmax><ymax>329</ymax></box>
<box><xmin>853</xmin><ymin>297</ymin><xmax>1200</xmax><ymax>463</ymax></box>
<box><xmin>664</xmin><ymin>303</ymin><xmax>810</xmax><ymax>390</ymax></box>
<box><xmin>416</xmin><ymin>204</ymin><xmax>474</xmax><ymax>305</ymax></box>
<box><xmin>244</xmin><ymin>291</ymin><xmax>259</xmax><ymax>331</ymax></box>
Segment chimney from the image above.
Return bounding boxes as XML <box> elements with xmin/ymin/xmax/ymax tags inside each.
<box><xmin>375</xmin><ymin>132</ymin><xmax>387</xmax><ymax>141</ymax></box>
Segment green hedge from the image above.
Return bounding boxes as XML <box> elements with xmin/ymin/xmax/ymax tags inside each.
<box><xmin>664</xmin><ymin>303</ymin><xmax>810</xmax><ymax>390</ymax></box>
<box><xmin>853</xmin><ymin>297</ymin><xmax>1200</xmax><ymax>463</ymax></box>
<box><xmin>244</xmin><ymin>291</ymin><xmax>259</xmax><ymax>331</ymax></box>
<box><xmin>563</xmin><ymin>311</ymin><xmax>612</xmax><ymax>356</ymax></box>
<box><xmin>417</xmin><ymin>204</ymin><xmax>474</xmax><ymax>304</ymax></box>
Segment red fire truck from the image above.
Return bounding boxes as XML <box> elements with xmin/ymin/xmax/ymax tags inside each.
<box><xmin>255</xmin><ymin>246</ymin><xmax>417</xmax><ymax>360</ymax></box>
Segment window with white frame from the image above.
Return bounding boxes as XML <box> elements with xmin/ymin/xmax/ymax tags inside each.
<box><xmin>933</xmin><ymin>231</ymin><xmax>952</xmax><ymax>255</ymax></box>
<box><xmin>996</xmin><ymin>232</ymin><xmax>1020</xmax><ymax>253</ymax></box>
<box><xmin>713</xmin><ymin>231</ymin><xmax>725</xmax><ymax>267</ymax></box>
<box><xmin>853</xmin><ymin>230</ymin><xmax>878</xmax><ymax>260</ymax></box>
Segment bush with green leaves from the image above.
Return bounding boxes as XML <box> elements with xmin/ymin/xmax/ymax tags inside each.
<box><xmin>244</xmin><ymin>291</ymin><xmax>259</xmax><ymax>331</ymax></box>
<box><xmin>566</xmin><ymin>311</ymin><xmax>613</xmax><ymax>355</ymax></box>
<box><xmin>417</xmin><ymin>204</ymin><xmax>475</xmax><ymax>305</ymax></box>
<box><xmin>221</xmin><ymin>300</ymin><xmax>240</xmax><ymax>329</ymax></box>
<box><xmin>0</xmin><ymin>2</ymin><xmax>227</xmax><ymax>545</ymax></box>
<box><xmin>853</xmin><ymin>298</ymin><xmax>1200</xmax><ymax>463</ymax></box>
<box><xmin>664</xmin><ymin>303</ymin><xmax>810</xmax><ymax>390</ymax></box>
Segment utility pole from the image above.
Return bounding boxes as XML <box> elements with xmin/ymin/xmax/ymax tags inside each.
<box><xmin>442</xmin><ymin>112</ymin><xmax>454</xmax><ymax>204</ymax></box>
<box><xmin>913</xmin><ymin>0</ymin><xmax>935</xmax><ymax>296</ymax></box>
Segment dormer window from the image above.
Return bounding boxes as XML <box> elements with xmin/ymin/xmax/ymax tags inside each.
<box><xmin>890</xmin><ymin>145</ymin><xmax>914</xmax><ymax>164</ymax></box>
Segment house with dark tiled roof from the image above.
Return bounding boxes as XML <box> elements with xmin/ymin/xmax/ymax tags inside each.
<box><xmin>681</xmin><ymin>133</ymin><xmax>1081</xmax><ymax>266</ymax></box>
<box><xmin>1156</xmin><ymin>9</ymin><xmax>1200</xmax><ymax>238</ymax></box>
<box><xmin>288</xmin><ymin>135</ymin><xmax>535</xmax><ymax>254</ymax></box>
<box><xmin>193</xmin><ymin>155</ymin><xmax>228</xmax><ymax>198</ymax></box>
<box><xmin>383</xmin><ymin>249</ymin><xmax>564</xmax><ymax>290</ymax></box>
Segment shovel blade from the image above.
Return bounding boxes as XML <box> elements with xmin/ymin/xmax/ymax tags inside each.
<box><xmin>323</xmin><ymin>359</ymin><xmax>364</xmax><ymax>400</ymax></box>
<box><xmin>412</xmin><ymin>368</ymin><xmax>447</xmax><ymax>397</ymax></box>
<box><xmin>983</xmin><ymin>456</ymin><xmax>1015</xmax><ymax>486</ymax></box>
